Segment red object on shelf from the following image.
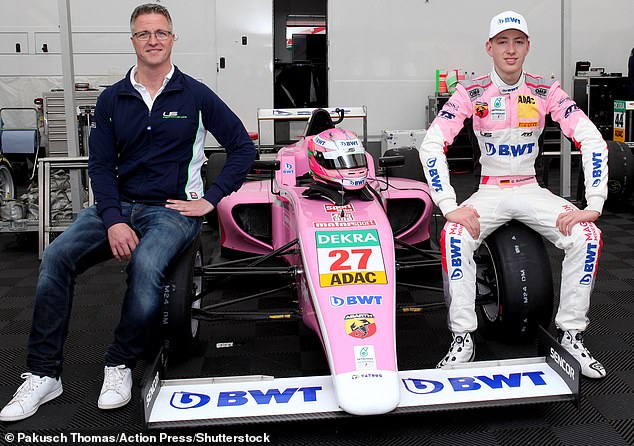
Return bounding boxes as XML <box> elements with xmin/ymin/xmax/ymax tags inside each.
<box><xmin>248</xmin><ymin>132</ymin><xmax>259</xmax><ymax>141</ymax></box>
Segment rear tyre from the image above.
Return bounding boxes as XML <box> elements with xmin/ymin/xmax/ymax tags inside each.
<box><xmin>0</xmin><ymin>158</ymin><xmax>16</xmax><ymax>200</ymax></box>
<box><xmin>162</xmin><ymin>237</ymin><xmax>204</xmax><ymax>358</ymax></box>
<box><xmin>475</xmin><ymin>220</ymin><xmax>554</xmax><ymax>343</ymax></box>
<box><xmin>605</xmin><ymin>141</ymin><xmax>634</xmax><ymax>202</ymax></box>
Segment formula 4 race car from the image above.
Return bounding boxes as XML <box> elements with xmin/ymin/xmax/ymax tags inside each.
<box><xmin>142</xmin><ymin>107</ymin><xmax>581</xmax><ymax>429</ymax></box>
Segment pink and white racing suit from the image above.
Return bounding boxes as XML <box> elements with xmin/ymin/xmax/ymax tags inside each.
<box><xmin>419</xmin><ymin>70</ymin><xmax>608</xmax><ymax>334</ymax></box>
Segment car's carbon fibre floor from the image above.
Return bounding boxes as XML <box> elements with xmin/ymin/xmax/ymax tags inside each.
<box><xmin>1</xmin><ymin>168</ymin><xmax>634</xmax><ymax>446</ymax></box>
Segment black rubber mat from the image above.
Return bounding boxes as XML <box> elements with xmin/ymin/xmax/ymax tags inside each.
<box><xmin>0</xmin><ymin>168</ymin><xmax>633</xmax><ymax>445</ymax></box>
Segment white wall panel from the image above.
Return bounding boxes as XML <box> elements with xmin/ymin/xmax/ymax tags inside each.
<box><xmin>328</xmin><ymin>0</ymin><xmax>560</xmax><ymax>138</ymax></box>
<box><xmin>570</xmin><ymin>0</ymin><xmax>633</xmax><ymax>76</ymax></box>
<box><xmin>0</xmin><ymin>0</ymin><xmax>632</xmax><ymax>138</ymax></box>
<box><xmin>216</xmin><ymin>0</ymin><xmax>273</xmax><ymax>135</ymax></box>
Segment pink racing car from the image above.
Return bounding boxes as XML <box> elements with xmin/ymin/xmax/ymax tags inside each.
<box><xmin>143</xmin><ymin>108</ymin><xmax>580</xmax><ymax>428</ymax></box>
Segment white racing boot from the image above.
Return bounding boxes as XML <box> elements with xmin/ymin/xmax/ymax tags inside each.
<box><xmin>558</xmin><ymin>330</ymin><xmax>607</xmax><ymax>379</ymax></box>
<box><xmin>437</xmin><ymin>332</ymin><xmax>475</xmax><ymax>368</ymax></box>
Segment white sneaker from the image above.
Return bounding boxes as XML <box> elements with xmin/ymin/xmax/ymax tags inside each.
<box><xmin>437</xmin><ymin>332</ymin><xmax>475</xmax><ymax>368</ymax></box>
<box><xmin>558</xmin><ymin>330</ymin><xmax>607</xmax><ymax>379</ymax></box>
<box><xmin>0</xmin><ymin>373</ymin><xmax>63</xmax><ymax>422</ymax></box>
<box><xmin>98</xmin><ymin>365</ymin><xmax>132</xmax><ymax>410</ymax></box>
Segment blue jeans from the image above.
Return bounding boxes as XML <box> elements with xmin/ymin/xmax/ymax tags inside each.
<box><xmin>27</xmin><ymin>203</ymin><xmax>202</xmax><ymax>378</ymax></box>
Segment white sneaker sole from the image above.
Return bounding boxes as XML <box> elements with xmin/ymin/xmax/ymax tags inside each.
<box><xmin>0</xmin><ymin>384</ymin><xmax>63</xmax><ymax>422</ymax></box>
<box><xmin>97</xmin><ymin>393</ymin><xmax>131</xmax><ymax>410</ymax></box>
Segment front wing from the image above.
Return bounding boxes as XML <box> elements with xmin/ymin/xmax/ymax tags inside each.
<box><xmin>143</xmin><ymin>329</ymin><xmax>580</xmax><ymax>429</ymax></box>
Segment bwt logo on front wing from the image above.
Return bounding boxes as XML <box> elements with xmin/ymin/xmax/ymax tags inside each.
<box><xmin>403</xmin><ymin>371</ymin><xmax>547</xmax><ymax>395</ymax></box>
<box><xmin>170</xmin><ymin>387</ymin><xmax>322</xmax><ymax>409</ymax></box>
<box><xmin>484</xmin><ymin>142</ymin><xmax>535</xmax><ymax>156</ymax></box>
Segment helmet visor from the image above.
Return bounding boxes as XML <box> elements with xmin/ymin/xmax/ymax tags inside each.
<box><xmin>317</xmin><ymin>152</ymin><xmax>368</xmax><ymax>170</ymax></box>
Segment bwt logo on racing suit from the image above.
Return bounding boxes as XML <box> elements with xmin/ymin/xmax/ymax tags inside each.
<box><xmin>402</xmin><ymin>371</ymin><xmax>547</xmax><ymax>395</ymax></box>
<box><xmin>484</xmin><ymin>142</ymin><xmax>535</xmax><ymax>157</ymax></box>
<box><xmin>170</xmin><ymin>387</ymin><xmax>322</xmax><ymax>409</ymax></box>
<box><xmin>426</xmin><ymin>158</ymin><xmax>443</xmax><ymax>192</ymax></box>
<box><xmin>449</xmin><ymin>236</ymin><xmax>463</xmax><ymax>280</ymax></box>
<box><xmin>438</xmin><ymin>110</ymin><xmax>456</xmax><ymax>120</ymax></box>
<box><xmin>579</xmin><ymin>242</ymin><xmax>599</xmax><ymax>286</ymax></box>
<box><xmin>564</xmin><ymin>104</ymin><xmax>580</xmax><ymax>119</ymax></box>
<box><xmin>591</xmin><ymin>152</ymin><xmax>602</xmax><ymax>187</ymax></box>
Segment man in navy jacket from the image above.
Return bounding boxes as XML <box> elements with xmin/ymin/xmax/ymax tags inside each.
<box><xmin>0</xmin><ymin>3</ymin><xmax>255</xmax><ymax>421</ymax></box>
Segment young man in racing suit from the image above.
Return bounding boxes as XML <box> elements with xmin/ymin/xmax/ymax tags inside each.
<box><xmin>419</xmin><ymin>11</ymin><xmax>608</xmax><ymax>379</ymax></box>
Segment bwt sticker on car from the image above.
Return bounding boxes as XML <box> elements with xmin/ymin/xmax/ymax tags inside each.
<box><xmin>315</xmin><ymin>229</ymin><xmax>387</xmax><ymax>287</ymax></box>
<box><xmin>344</xmin><ymin>313</ymin><xmax>377</xmax><ymax>338</ymax></box>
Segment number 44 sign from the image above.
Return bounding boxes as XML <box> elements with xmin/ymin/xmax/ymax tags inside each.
<box><xmin>315</xmin><ymin>229</ymin><xmax>387</xmax><ymax>287</ymax></box>
<box><xmin>614</xmin><ymin>100</ymin><xmax>634</xmax><ymax>143</ymax></box>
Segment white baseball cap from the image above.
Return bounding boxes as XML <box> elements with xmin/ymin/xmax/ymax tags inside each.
<box><xmin>489</xmin><ymin>11</ymin><xmax>530</xmax><ymax>39</ymax></box>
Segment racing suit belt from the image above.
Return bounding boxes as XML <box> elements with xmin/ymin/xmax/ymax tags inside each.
<box><xmin>480</xmin><ymin>175</ymin><xmax>537</xmax><ymax>187</ymax></box>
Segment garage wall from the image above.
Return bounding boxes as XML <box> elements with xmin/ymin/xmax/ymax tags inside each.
<box><xmin>0</xmin><ymin>0</ymin><xmax>632</xmax><ymax>139</ymax></box>
<box><xmin>328</xmin><ymin>0</ymin><xmax>634</xmax><ymax>137</ymax></box>
<box><xmin>571</xmin><ymin>0</ymin><xmax>632</xmax><ymax>76</ymax></box>
<box><xmin>0</xmin><ymin>0</ymin><xmax>217</xmax><ymax>107</ymax></box>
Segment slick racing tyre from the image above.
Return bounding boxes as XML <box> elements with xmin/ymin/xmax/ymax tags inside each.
<box><xmin>205</xmin><ymin>152</ymin><xmax>226</xmax><ymax>227</ymax></box>
<box><xmin>162</xmin><ymin>237</ymin><xmax>204</xmax><ymax>357</ymax></box>
<box><xmin>0</xmin><ymin>157</ymin><xmax>16</xmax><ymax>200</ymax></box>
<box><xmin>605</xmin><ymin>141</ymin><xmax>634</xmax><ymax>202</ymax></box>
<box><xmin>577</xmin><ymin>141</ymin><xmax>634</xmax><ymax>206</ymax></box>
<box><xmin>475</xmin><ymin>220</ymin><xmax>554</xmax><ymax>343</ymax></box>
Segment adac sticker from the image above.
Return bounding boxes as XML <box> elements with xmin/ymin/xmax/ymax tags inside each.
<box><xmin>517</xmin><ymin>94</ymin><xmax>538</xmax><ymax>121</ymax></box>
<box><xmin>316</xmin><ymin>229</ymin><xmax>387</xmax><ymax>287</ymax></box>
<box><xmin>344</xmin><ymin>313</ymin><xmax>377</xmax><ymax>338</ymax></box>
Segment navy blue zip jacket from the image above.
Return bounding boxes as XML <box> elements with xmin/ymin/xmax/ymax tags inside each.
<box><xmin>88</xmin><ymin>66</ymin><xmax>256</xmax><ymax>228</ymax></box>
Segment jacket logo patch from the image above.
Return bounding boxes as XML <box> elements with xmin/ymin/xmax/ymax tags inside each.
<box><xmin>518</xmin><ymin>95</ymin><xmax>538</xmax><ymax>121</ymax></box>
<box><xmin>475</xmin><ymin>102</ymin><xmax>489</xmax><ymax>118</ymax></box>
<box><xmin>491</xmin><ymin>96</ymin><xmax>506</xmax><ymax>121</ymax></box>
<box><xmin>163</xmin><ymin>111</ymin><xmax>188</xmax><ymax>119</ymax></box>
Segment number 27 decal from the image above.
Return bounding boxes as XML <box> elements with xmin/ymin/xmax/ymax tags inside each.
<box><xmin>329</xmin><ymin>249</ymin><xmax>372</xmax><ymax>271</ymax></box>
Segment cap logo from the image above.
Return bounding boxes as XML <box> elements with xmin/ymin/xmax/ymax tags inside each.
<box><xmin>499</xmin><ymin>17</ymin><xmax>521</xmax><ymax>25</ymax></box>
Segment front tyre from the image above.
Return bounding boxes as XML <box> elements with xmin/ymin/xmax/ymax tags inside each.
<box><xmin>162</xmin><ymin>237</ymin><xmax>204</xmax><ymax>357</ymax></box>
<box><xmin>475</xmin><ymin>220</ymin><xmax>554</xmax><ymax>343</ymax></box>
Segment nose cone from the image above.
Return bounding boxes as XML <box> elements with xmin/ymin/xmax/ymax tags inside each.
<box><xmin>333</xmin><ymin>371</ymin><xmax>400</xmax><ymax>415</ymax></box>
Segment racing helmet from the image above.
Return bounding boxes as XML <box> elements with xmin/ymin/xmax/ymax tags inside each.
<box><xmin>307</xmin><ymin>128</ymin><xmax>368</xmax><ymax>190</ymax></box>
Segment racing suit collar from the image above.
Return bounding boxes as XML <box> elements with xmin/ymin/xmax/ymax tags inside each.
<box><xmin>491</xmin><ymin>69</ymin><xmax>525</xmax><ymax>94</ymax></box>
